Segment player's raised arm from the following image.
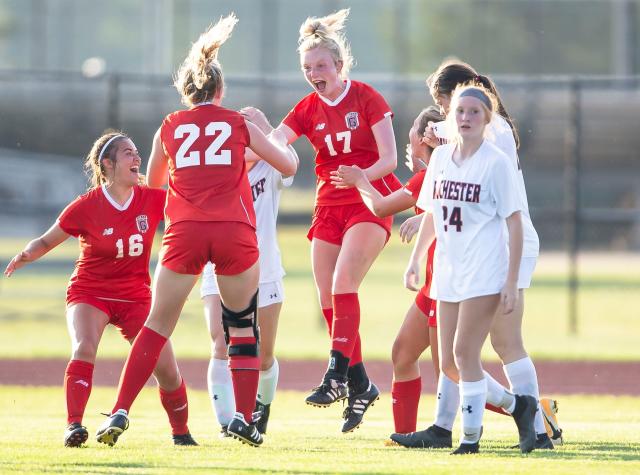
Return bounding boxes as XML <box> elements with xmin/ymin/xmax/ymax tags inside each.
<box><xmin>4</xmin><ymin>223</ymin><xmax>69</xmax><ymax>277</ymax></box>
<box><xmin>147</xmin><ymin>128</ymin><xmax>169</xmax><ymax>188</ymax></box>
<box><xmin>246</xmin><ymin>120</ymin><xmax>298</xmax><ymax>177</ymax></box>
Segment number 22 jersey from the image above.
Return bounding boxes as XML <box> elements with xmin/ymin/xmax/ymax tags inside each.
<box><xmin>57</xmin><ymin>185</ymin><xmax>166</xmax><ymax>301</ymax></box>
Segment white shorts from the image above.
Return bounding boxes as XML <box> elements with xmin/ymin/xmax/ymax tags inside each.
<box><xmin>200</xmin><ymin>263</ymin><xmax>284</xmax><ymax>308</ymax></box>
<box><xmin>518</xmin><ymin>256</ymin><xmax>537</xmax><ymax>290</ymax></box>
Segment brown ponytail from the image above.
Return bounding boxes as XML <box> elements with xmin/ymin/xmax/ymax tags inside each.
<box><xmin>84</xmin><ymin>131</ymin><xmax>129</xmax><ymax>189</ymax></box>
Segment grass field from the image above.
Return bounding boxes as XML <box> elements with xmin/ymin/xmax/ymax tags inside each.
<box><xmin>0</xmin><ymin>386</ymin><xmax>639</xmax><ymax>474</ymax></box>
<box><xmin>1</xmin><ymin>226</ymin><xmax>639</xmax><ymax>361</ymax></box>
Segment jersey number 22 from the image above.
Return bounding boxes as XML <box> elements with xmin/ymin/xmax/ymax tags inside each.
<box><xmin>174</xmin><ymin>122</ymin><xmax>232</xmax><ymax>168</ymax></box>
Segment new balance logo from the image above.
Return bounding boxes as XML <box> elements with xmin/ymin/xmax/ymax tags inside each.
<box><xmin>75</xmin><ymin>379</ymin><xmax>89</xmax><ymax>387</ymax></box>
<box><xmin>174</xmin><ymin>403</ymin><xmax>188</xmax><ymax>412</ymax></box>
<box><xmin>315</xmin><ymin>123</ymin><xmax>326</xmax><ymax>131</ymax></box>
<box><xmin>461</xmin><ymin>405</ymin><xmax>473</xmax><ymax>413</ymax></box>
<box><xmin>102</xmin><ymin>228</ymin><xmax>113</xmax><ymax>236</ymax></box>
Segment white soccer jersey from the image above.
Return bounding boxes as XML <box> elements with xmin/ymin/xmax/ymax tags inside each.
<box><xmin>201</xmin><ymin>160</ymin><xmax>293</xmax><ymax>296</ymax></box>
<box><xmin>417</xmin><ymin>141</ymin><xmax>522</xmax><ymax>302</ymax></box>
<box><xmin>433</xmin><ymin>117</ymin><xmax>539</xmax><ymax>257</ymax></box>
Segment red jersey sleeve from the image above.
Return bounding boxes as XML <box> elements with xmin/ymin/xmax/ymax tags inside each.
<box><xmin>57</xmin><ymin>194</ymin><xmax>88</xmax><ymax>237</ymax></box>
<box><xmin>282</xmin><ymin>96</ymin><xmax>310</xmax><ymax>137</ymax></box>
<box><xmin>146</xmin><ymin>187</ymin><xmax>167</xmax><ymax>221</ymax></box>
<box><xmin>404</xmin><ymin>170</ymin><xmax>426</xmax><ymax>201</ymax></box>
<box><xmin>361</xmin><ymin>83</ymin><xmax>393</xmax><ymax>126</ymax></box>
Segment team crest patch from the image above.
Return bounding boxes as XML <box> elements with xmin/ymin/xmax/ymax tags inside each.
<box><xmin>136</xmin><ymin>215</ymin><xmax>149</xmax><ymax>233</ymax></box>
<box><xmin>345</xmin><ymin>112</ymin><xmax>359</xmax><ymax>130</ymax></box>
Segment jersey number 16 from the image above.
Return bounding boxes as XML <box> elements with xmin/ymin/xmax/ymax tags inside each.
<box><xmin>115</xmin><ymin>234</ymin><xmax>143</xmax><ymax>258</ymax></box>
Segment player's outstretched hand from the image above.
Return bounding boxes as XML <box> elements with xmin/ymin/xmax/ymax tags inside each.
<box><xmin>500</xmin><ymin>281</ymin><xmax>518</xmax><ymax>314</ymax></box>
<box><xmin>404</xmin><ymin>259</ymin><xmax>421</xmax><ymax>292</ymax></box>
<box><xmin>399</xmin><ymin>215</ymin><xmax>423</xmax><ymax>244</ymax></box>
<box><xmin>330</xmin><ymin>165</ymin><xmax>365</xmax><ymax>189</ymax></box>
<box><xmin>4</xmin><ymin>250</ymin><xmax>31</xmax><ymax>277</ymax></box>
<box><xmin>240</xmin><ymin>107</ymin><xmax>273</xmax><ymax>134</ymax></box>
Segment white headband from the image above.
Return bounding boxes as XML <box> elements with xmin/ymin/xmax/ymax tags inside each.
<box><xmin>98</xmin><ymin>135</ymin><xmax>124</xmax><ymax>161</ymax></box>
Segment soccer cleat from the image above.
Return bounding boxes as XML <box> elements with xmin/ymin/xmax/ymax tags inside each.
<box><xmin>227</xmin><ymin>412</ymin><xmax>263</xmax><ymax>447</ymax></box>
<box><xmin>535</xmin><ymin>433</ymin><xmax>555</xmax><ymax>449</ymax></box>
<box><xmin>96</xmin><ymin>409</ymin><xmax>129</xmax><ymax>447</ymax></box>
<box><xmin>540</xmin><ymin>398</ymin><xmax>563</xmax><ymax>446</ymax></box>
<box><xmin>451</xmin><ymin>442</ymin><xmax>480</xmax><ymax>455</ymax></box>
<box><xmin>305</xmin><ymin>379</ymin><xmax>348</xmax><ymax>407</ymax></box>
<box><xmin>254</xmin><ymin>401</ymin><xmax>271</xmax><ymax>435</ymax></box>
<box><xmin>64</xmin><ymin>422</ymin><xmax>88</xmax><ymax>447</ymax></box>
<box><xmin>341</xmin><ymin>382</ymin><xmax>380</xmax><ymax>433</ymax></box>
<box><xmin>389</xmin><ymin>424</ymin><xmax>453</xmax><ymax>449</ymax></box>
<box><xmin>511</xmin><ymin>395</ymin><xmax>537</xmax><ymax>453</ymax></box>
<box><xmin>219</xmin><ymin>425</ymin><xmax>230</xmax><ymax>439</ymax></box>
<box><xmin>173</xmin><ymin>432</ymin><xmax>199</xmax><ymax>446</ymax></box>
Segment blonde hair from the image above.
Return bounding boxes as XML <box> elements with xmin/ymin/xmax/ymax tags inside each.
<box><xmin>174</xmin><ymin>13</ymin><xmax>238</xmax><ymax>107</ymax></box>
<box><xmin>84</xmin><ymin>131</ymin><xmax>130</xmax><ymax>189</ymax></box>
<box><xmin>298</xmin><ymin>9</ymin><xmax>353</xmax><ymax>78</ymax></box>
<box><xmin>447</xmin><ymin>84</ymin><xmax>499</xmax><ymax>143</ymax></box>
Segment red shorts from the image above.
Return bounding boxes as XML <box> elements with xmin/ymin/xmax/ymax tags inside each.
<box><xmin>66</xmin><ymin>292</ymin><xmax>150</xmax><ymax>341</ymax></box>
<box><xmin>415</xmin><ymin>288</ymin><xmax>437</xmax><ymax>328</ymax></box>
<box><xmin>161</xmin><ymin>220</ymin><xmax>258</xmax><ymax>275</ymax></box>
<box><xmin>307</xmin><ymin>203</ymin><xmax>393</xmax><ymax>245</ymax></box>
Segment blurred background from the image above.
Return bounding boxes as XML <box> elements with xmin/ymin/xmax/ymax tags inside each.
<box><xmin>0</xmin><ymin>0</ymin><xmax>638</xmax><ymax>356</ymax></box>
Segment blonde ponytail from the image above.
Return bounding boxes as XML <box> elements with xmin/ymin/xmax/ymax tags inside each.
<box><xmin>298</xmin><ymin>9</ymin><xmax>353</xmax><ymax>78</ymax></box>
<box><xmin>174</xmin><ymin>13</ymin><xmax>238</xmax><ymax>107</ymax></box>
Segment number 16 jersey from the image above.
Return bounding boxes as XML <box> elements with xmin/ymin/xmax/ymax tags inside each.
<box><xmin>57</xmin><ymin>185</ymin><xmax>166</xmax><ymax>301</ymax></box>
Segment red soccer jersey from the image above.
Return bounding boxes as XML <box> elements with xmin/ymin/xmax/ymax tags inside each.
<box><xmin>283</xmin><ymin>79</ymin><xmax>402</xmax><ymax>206</ymax></box>
<box><xmin>402</xmin><ymin>169</ymin><xmax>436</xmax><ymax>288</ymax></box>
<box><xmin>160</xmin><ymin>103</ymin><xmax>256</xmax><ymax>228</ymax></box>
<box><xmin>57</xmin><ymin>185</ymin><xmax>166</xmax><ymax>301</ymax></box>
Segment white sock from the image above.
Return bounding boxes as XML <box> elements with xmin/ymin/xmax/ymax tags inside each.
<box><xmin>484</xmin><ymin>370</ymin><xmax>516</xmax><ymax>413</ymax></box>
<box><xmin>257</xmin><ymin>358</ymin><xmax>279</xmax><ymax>405</ymax></box>
<box><xmin>433</xmin><ymin>374</ymin><xmax>459</xmax><ymax>432</ymax></box>
<box><xmin>503</xmin><ymin>357</ymin><xmax>546</xmax><ymax>435</ymax></box>
<box><xmin>459</xmin><ymin>379</ymin><xmax>487</xmax><ymax>444</ymax></box>
<box><xmin>207</xmin><ymin>357</ymin><xmax>235</xmax><ymax>427</ymax></box>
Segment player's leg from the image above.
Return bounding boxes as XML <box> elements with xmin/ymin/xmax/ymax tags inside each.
<box><xmin>217</xmin><ymin>260</ymin><xmax>262</xmax><ymax>446</ymax></box>
<box><xmin>390</xmin><ymin>302</ymin><xmax>429</xmax><ymax>434</ymax></box>
<box><xmin>96</xmin><ymin>265</ymin><xmax>198</xmax><ymax>446</ymax></box>
<box><xmin>331</xmin><ymin>222</ymin><xmax>387</xmax><ymax>431</ymax></box>
<box><xmin>202</xmin><ymin>262</ymin><xmax>235</xmax><ymax>437</ymax></box>
<box><xmin>64</xmin><ymin>301</ymin><xmax>109</xmax><ymax>447</ymax></box>
<box><xmin>254</xmin><ymin>284</ymin><xmax>283</xmax><ymax>435</ymax></box>
<box><xmin>391</xmin><ymin>300</ymin><xmax>458</xmax><ymax>448</ymax></box>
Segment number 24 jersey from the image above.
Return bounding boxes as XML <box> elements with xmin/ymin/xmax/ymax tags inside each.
<box><xmin>57</xmin><ymin>185</ymin><xmax>166</xmax><ymax>301</ymax></box>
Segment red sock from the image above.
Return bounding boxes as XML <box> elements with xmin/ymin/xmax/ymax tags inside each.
<box><xmin>112</xmin><ymin>326</ymin><xmax>167</xmax><ymax>414</ymax></box>
<box><xmin>228</xmin><ymin>336</ymin><xmax>260</xmax><ymax>423</ymax></box>
<box><xmin>331</xmin><ymin>293</ymin><xmax>360</xmax><ymax>359</ymax></box>
<box><xmin>323</xmin><ymin>307</ymin><xmax>363</xmax><ymax>366</ymax></box>
<box><xmin>486</xmin><ymin>402</ymin><xmax>510</xmax><ymax>416</ymax></box>
<box><xmin>159</xmin><ymin>379</ymin><xmax>189</xmax><ymax>435</ymax></box>
<box><xmin>64</xmin><ymin>360</ymin><xmax>94</xmax><ymax>425</ymax></box>
<box><xmin>321</xmin><ymin>307</ymin><xmax>333</xmax><ymax>333</ymax></box>
<box><xmin>391</xmin><ymin>377</ymin><xmax>422</xmax><ymax>433</ymax></box>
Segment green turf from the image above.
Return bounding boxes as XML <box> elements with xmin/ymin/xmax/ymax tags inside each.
<box><xmin>0</xmin><ymin>386</ymin><xmax>638</xmax><ymax>474</ymax></box>
<box><xmin>1</xmin><ymin>226</ymin><xmax>639</xmax><ymax>361</ymax></box>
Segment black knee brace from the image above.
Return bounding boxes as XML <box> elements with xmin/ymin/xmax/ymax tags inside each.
<box><xmin>221</xmin><ymin>290</ymin><xmax>259</xmax><ymax>357</ymax></box>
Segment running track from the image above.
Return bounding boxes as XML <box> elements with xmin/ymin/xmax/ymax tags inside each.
<box><xmin>1</xmin><ymin>359</ymin><xmax>638</xmax><ymax>395</ymax></box>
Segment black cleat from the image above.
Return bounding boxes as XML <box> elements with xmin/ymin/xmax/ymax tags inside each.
<box><xmin>64</xmin><ymin>422</ymin><xmax>88</xmax><ymax>447</ymax></box>
<box><xmin>512</xmin><ymin>395</ymin><xmax>537</xmax><ymax>453</ymax></box>
<box><xmin>219</xmin><ymin>425</ymin><xmax>230</xmax><ymax>439</ymax></box>
<box><xmin>227</xmin><ymin>412</ymin><xmax>263</xmax><ymax>447</ymax></box>
<box><xmin>305</xmin><ymin>379</ymin><xmax>348</xmax><ymax>407</ymax></box>
<box><xmin>390</xmin><ymin>424</ymin><xmax>453</xmax><ymax>449</ymax></box>
<box><xmin>96</xmin><ymin>409</ymin><xmax>129</xmax><ymax>447</ymax></box>
<box><xmin>451</xmin><ymin>442</ymin><xmax>480</xmax><ymax>455</ymax></box>
<box><xmin>254</xmin><ymin>401</ymin><xmax>271</xmax><ymax>435</ymax></box>
<box><xmin>535</xmin><ymin>432</ymin><xmax>555</xmax><ymax>449</ymax></box>
<box><xmin>173</xmin><ymin>432</ymin><xmax>199</xmax><ymax>446</ymax></box>
<box><xmin>342</xmin><ymin>382</ymin><xmax>380</xmax><ymax>433</ymax></box>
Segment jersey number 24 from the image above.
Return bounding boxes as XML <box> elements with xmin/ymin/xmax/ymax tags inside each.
<box><xmin>174</xmin><ymin>122</ymin><xmax>232</xmax><ymax>168</ymax></box>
